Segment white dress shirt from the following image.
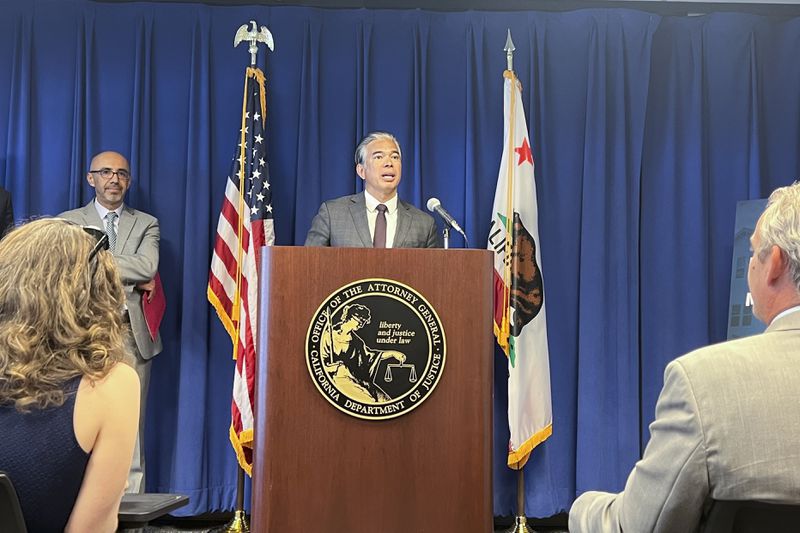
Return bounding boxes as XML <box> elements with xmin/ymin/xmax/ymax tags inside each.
<box><xmin>93</xmin><ymin>200</ymin><xmax>123</xmax><ymax>235</ymax></box>
<box><xmin>364</xmin><ymin>190</ymin><xmax>398</xmax><ymax>248</ymax></box>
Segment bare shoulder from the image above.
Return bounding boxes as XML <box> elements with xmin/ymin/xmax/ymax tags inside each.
<box><xmin>75</xmin><ymin>362</ymin><xmax>139</xmax><ymax>453</ymax></box>
<box><xmin>101</xmin><ymin>362</ymin><xmax>139</xmax><ymax>392</ymax></box>
<box><xmin>80</xmin><ymin>363</ymin><xmax>139</xmax><ymax>402</ymax></box>
<box><xmin>105</xmin><ymin>361</ymin><xmax>138</xmax><ymax>381</ymax></box>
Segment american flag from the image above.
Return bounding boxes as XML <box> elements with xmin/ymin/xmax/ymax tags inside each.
<box><xmin>207</xmin><ymin>66</ymin><xmax>274</xmax><ymax>474</ymax></box>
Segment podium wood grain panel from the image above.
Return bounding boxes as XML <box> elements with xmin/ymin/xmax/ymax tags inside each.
<box><xmin>252</xmin><ymin>247</ymin><xmax>493</xmax><ymax>533</ymax></box>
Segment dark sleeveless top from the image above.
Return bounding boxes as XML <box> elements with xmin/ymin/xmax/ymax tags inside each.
<box><xmin>0</xmin><ymin>376</ymin><xmax>91</xmax><ymax>532</ymax></box>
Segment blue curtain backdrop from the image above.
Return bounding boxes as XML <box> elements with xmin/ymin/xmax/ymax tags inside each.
<box><xmin>1</xmin><ymin>0</ymin><xmax>799</xmax><ymax>517</ymax></box>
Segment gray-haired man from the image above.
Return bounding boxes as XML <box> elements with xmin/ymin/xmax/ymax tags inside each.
<box><xmin>304</xmin><ymin>131</ymin><xmax>440</xmax><ymax>248</ymax></box>
<box><xmin>570</xmin><ymin>181</ymin><xmax>800</xmax><ymax>532</ymax></box>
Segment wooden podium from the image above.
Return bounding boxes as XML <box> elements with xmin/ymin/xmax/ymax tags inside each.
<box><xmin>252</xmin><ymin>246</ymin><xmax>493</xmax><ymax>532</ymax></box>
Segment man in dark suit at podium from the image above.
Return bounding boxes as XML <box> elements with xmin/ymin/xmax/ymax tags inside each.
<box><xmin>304</xmin><ymin>131</ymin><xmax>440</xmax><ymax>248</ymax></box>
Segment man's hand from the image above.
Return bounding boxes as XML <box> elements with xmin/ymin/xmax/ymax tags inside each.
<box><xmin>136</xmin><ymin>279</ymin><xmax>156</xmax><ymax>302</ymax></box>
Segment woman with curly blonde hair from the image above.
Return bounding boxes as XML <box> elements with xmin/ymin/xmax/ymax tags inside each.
<box><xmin>0</xmin><ymin>218</ymin><xmax>140</xmax><ymax>533</ymax></box>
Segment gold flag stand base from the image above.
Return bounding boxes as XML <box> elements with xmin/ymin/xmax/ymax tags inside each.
<box><xmin>223</xmin><ymin>466</ymin><xmax>249</xmax><ymax>532</ymax></box>
<box><xmin>504</xmin><ymin>468</ymin><xmax>537</xmax><ymax>533</ymax></box>
<box><xmin>504</xmin><ymin>515</ymin><xmax>536</xmax><ymax>533</ymax></box>
<box><xmin>223</xmin><ymin>509</ymin><xmax>250</xmax><ymax>533</ymax></box>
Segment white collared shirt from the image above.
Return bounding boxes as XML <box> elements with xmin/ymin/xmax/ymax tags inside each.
<box><xmin>770</xmin><ymin>304</ymin><xmax>800</xmax><ymax>325</ymax></box>
<box><xmin>364</xmin><ymin>190</ymin><xmax>399</xmax><ymax>248</ymax></box>
<box><xmin>93</xmin><ymin>200</ymin><xmax>123</xmax><ymax>234</ymax></box>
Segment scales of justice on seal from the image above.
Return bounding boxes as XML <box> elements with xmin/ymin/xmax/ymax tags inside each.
<box><xmin>384</xmin><ymin>361</ymin><xmax>417</xmax><ymax>383</ymax></box>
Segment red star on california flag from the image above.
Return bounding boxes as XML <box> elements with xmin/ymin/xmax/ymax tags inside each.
<box><xmin>515</xmin><ymin>137</ymin><xmax>533</xmax><ymax>166</ymax></box>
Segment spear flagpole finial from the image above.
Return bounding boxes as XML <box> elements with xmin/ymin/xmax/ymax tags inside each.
<box><xmin>504</xmin><ymin>29</ymin><xmax>516</xmax><ymax>72</ymax></box>
<box><xmin>234</xmin><ymin>20</ymin><xmax>275</xmax><ymax>66</ymax></box>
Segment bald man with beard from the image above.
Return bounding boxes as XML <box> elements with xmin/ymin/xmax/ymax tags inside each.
<box><xmin>59</xmin><ymin>151</ymin><xmax>161</xmax><ymax>494</ymax></box>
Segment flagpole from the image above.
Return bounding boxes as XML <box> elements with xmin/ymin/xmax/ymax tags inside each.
<box><xmin>222</xmin><ymin>20</ymin><xmax>275</xmax><ymax>533</ymax></box>
<box><xmin>505</xmin><ymin>468</ymin><xmax>536</xmax><ymax>533</ymax></box>
<box><xmin>502</xmin><ymin>29</ymin><xmax>537</xmax><ymax>533</ymax></box>
<box><xmin>224</xmin><ymin>467</ymin><xmax>249</xmax><ymax>533</ymax></box>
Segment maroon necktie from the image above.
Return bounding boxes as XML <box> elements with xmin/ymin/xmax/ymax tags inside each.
<box><xmin>373</xmin><ymin>204</ymin><xmax>388</xmax><ymax>248</ymax></box>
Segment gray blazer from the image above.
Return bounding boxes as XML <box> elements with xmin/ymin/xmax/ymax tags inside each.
<box><xmin>59</xmin><ymin>201</ymin><xmax>163</xmax><ymax>360</ymax></box>
<box><xmin>304</xmin><ymin>192</ymin><xmax>440</xmax><ymax>248</ymax></box>
<box><xmin>569</xmin><ymin>310</ymin><xmax>800</xmax><ymax>533</ymax></box>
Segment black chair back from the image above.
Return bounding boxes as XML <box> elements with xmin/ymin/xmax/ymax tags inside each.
<box><xmin>702</xmin><ymin>499</ymin><xmax>800</xmax><ymax>533</ymax></box>
<box><xmin>0</xmin><ymin>471</ymin><xmax>27</xmax><ymax>533</ymax></box>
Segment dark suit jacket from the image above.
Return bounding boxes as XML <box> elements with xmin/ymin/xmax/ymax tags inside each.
<box><xmin>304</xmin><ymin>192</ymin><xmax>440</xmax><ymax>248</ymax></box>
<box><xmin>0</xmin><ymin>186</ymin><xmax>13</xmax><ymax>238</ymax></box>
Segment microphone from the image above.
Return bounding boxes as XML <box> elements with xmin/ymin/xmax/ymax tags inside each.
<box><xmin>426</xmin><ymin>198</ymin><xmax>466</xmax><ymax>237</ymax></box>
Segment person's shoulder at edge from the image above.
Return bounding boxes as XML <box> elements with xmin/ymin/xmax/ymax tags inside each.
<box><xmin>673</xmin><ymin>322</ymin><xmax>795</xmax><ymax>370</ymax></box>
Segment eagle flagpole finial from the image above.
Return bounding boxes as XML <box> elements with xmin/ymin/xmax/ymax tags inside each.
<box><xmin>234</xmin><ymin>20</ymin><xmax>274</xmax><ymax>66</ymax></box>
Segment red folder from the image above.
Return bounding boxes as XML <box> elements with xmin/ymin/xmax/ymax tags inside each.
<box><xmin>142</xmin><ymin>272</ymin><xmax>165</xmax><ymax>341</ymax></box>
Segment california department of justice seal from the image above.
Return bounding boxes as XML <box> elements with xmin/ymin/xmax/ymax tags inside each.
<box><xmin>305</xmin><ymin>278</ymin><xmax>446</xmax><ymax>420</ymax></box>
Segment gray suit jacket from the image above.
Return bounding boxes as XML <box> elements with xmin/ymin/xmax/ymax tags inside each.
<box><xmin>569</xmin><ymin>311</ymin><xmax>800</xmax><ymax>533</ymax></box>
<box><xmin>304</xmin><ymin>192</ymin><xmax>440</xmax><ymax>248</ymax></box>
<box><xmin>59</xmin><ymin>201</ymin><xmax>163</xmax><ymax>360</ymax></box>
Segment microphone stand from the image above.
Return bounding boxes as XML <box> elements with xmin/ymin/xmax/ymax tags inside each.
<box><xmin>442</xmin><ymin>227</ymin><xmax>450</xmax><ymax>249</ymax></box>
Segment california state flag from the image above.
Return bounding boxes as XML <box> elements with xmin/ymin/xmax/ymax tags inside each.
<box><xmin>488</xmin><ymin>70</ymin><xmax>553</xmax><ymax>469</ymax></box>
